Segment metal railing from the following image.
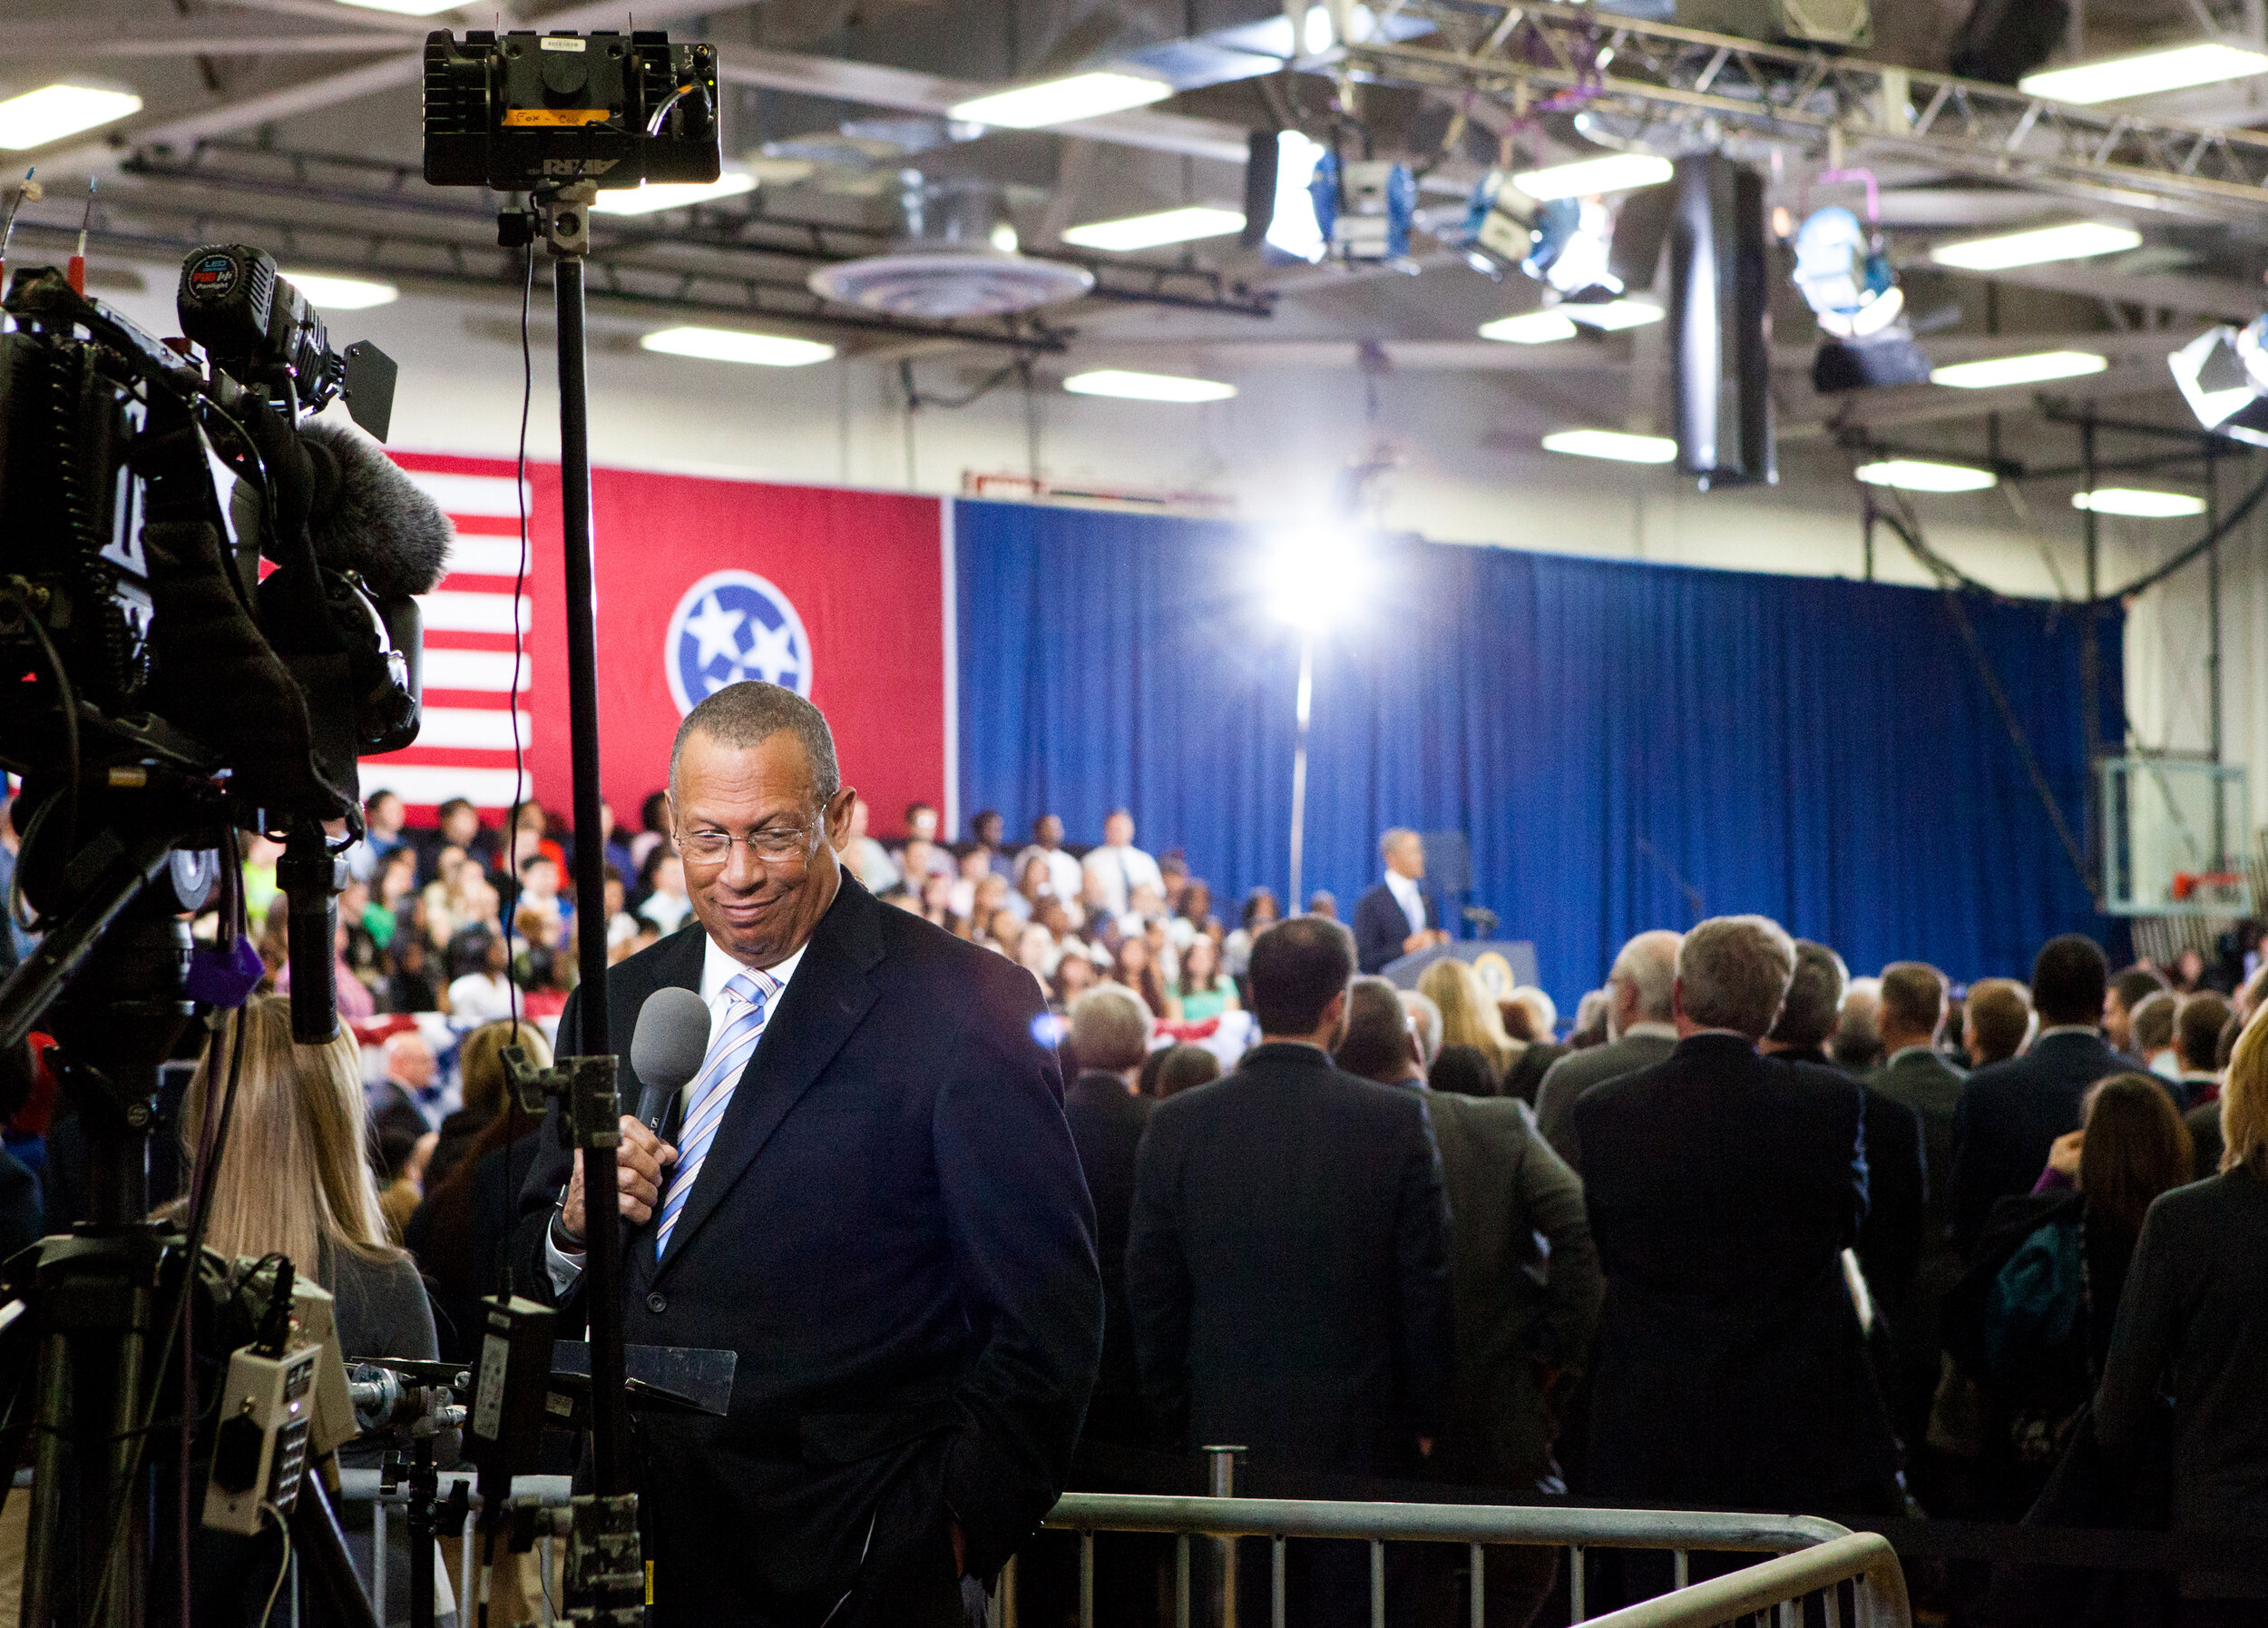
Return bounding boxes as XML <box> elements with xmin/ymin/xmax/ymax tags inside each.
<box><xmin>336</xmin><ymin>1466</ymin><xmax>572</xmax><ymax>1626</ymax></box>
<box><xmin>1012</xmin><ymin>1491</ymin><xmax>1906</xmax><ymax>1628</ymax></box>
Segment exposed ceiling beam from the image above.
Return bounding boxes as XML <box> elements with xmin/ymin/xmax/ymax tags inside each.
<box><xmin>712</xmin><ymin>44</ymin><xmax>1249</xmax><ymax>164</ymax></box>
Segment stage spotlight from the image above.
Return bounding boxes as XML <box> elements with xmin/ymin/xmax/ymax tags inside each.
<box><xmin>1249</xmin><ymin>130</ymin><xmax>1328</xmax><ymax>262</ymax></box>
<box><xmin>1266</xmin><ymin>527</ymin><xmax>1366</xmax><ymax>629</ymax></box>
<box><xmin>1310</xmin><ymin>152</ymin><xmax>1417</xmax><ymax>264</ymax></box>
<box><xmin>1523</xmin><ymin>197</ymin><xmax>1621</xmax><ymax>298</ymax></box>
<box><xmin>2168</xmin><ymin>322</ymin><xmax>2268</xmax><ymax>446</ymax></box>
<box><xmin>1456</xmin><ymin>169</ymin><xmax>1537</xmax><ymax>278</ymax></box>
<box><xmin>1792</xmin><ymin>207</ymin><xmax>1902</xmax><ymax>339</ymax></box>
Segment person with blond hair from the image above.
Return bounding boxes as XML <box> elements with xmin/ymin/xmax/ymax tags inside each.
<box><xmin>1419</xmin><ymin>956</ymin><xmax>1518</xmax><ymax>1078</ymax></box>
<box><xmin>2093</xmin><ymin>1010</ymin><xmax>2268</xmax><ymax>1615</ymax></box>
<box><xmin>176</xmin><ymin>995</ymin><xmax>435</xmax><ymax>1361</ymax></box>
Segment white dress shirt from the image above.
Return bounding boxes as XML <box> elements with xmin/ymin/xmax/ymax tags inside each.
<box><xmin>1081</xmin><ymin>844</ymin><xmax>1163</xmax><ymax>917</ymax></box>
<box><xmin>1384</xmin><ymin>870</ymin><xmax>1426</xmax><ymax>937</ymax></box>
<box><xmin>545</xmin><ymin>931</ymin><xmax>810</xmax><ymax>1291</ymax></box>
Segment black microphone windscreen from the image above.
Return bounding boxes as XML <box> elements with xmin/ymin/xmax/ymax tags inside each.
<box><xmin>631</xmin><ymin>986</ymin><xmax>713</xmax><ymax>1103</ymax></box>
<box><xmin>299</xmin><ymin>417</ymin><xmax>455</xmax><ymax>599</ymax></box>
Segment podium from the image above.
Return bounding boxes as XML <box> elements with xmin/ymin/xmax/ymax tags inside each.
<box><xmin>1380</xmin><ymin>941</ymin><xmax>1539</xmax><ymax>998</ymax></box>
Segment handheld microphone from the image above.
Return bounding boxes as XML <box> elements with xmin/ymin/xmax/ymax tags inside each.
<box><xmin>630</xmin><ymin>986</ymin><xmax>712</xmax><ymax>1137</ymax></box>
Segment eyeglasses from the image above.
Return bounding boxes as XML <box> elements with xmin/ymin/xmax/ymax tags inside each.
<box><xmin>676</xmin><ymin>821</ymin><xmax>818</xmax><ymax>868</ymax></box>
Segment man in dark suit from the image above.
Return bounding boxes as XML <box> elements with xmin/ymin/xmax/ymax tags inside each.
<box><xmin>1336</xmin><ymin>977</ymin><xmax>1599</xmax><ymax>1628</ymax></box>
<box><xmin>1950</xmin><ymin>934</ymin><xmax>2126</xmax><ymax>1255</ymax></box>
<box><xmin>1865</xmin><ymin>962</ymin><xmax>1968</xmax><ymax>1455</ymax></box>
<box><xmin>516</xmin><ymin>682</ymin><xmax>1100</xmax><ymax>1628</ymax></box>
<box><xmin>1575</xmin><ymin>915</ymin><xmax>1897</xmax><ymax>1525</ymax></box>
<box><xmin>1059</xmin><ymin>985</ymin><xmax>1158</xmax><ymax>1453</ymax></box>
<box><xmin>1533</xmin><ymin>930</ymin><xmax>1683</xmax><ymax>1172</ymax></box>
<box><xmin>1762</xmin><ymin>942</ymin><xmax>1927</xmax><ymax>1319</ymax></box>
<box><xmin>1353</xmin><ymin>829</ymin><xmax>1451</xmax><ymax>975</ymax></box>
<box><xmin>1127</xmin><ymin>917</ymin><xmax>1452</xmax><ymax>1627</ymax></box>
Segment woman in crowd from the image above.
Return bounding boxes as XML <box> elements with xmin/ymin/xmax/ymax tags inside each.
<box><xmin>2092</xmin><ymin>1012</ymin><xmax>2268</xmax><ymax>1623</ymax></box>
<box><xmin>1051</xmin><ymin>950</ymin><xmax>1099</xmax><ymax>1012</ymax></box>
<box><xmin>965</xmin><ymin>872</ymin><xmax>1015</xmax><ymax>950</ymax></box>
<box><xmin>1421</xmin><ymin>958</ymin><xmax>1518</xmax><ymax>1078</ymax></box>
<box><xmin>1111</xmin><ymin>934</ymin><xmax>1171</xmax><ymax>1019</ymax></box>
<box><xmin>638</xmin><ymin>849</ymin><xmax>694</xmax><ymax>935</ymax></box>
<box><xmin>1176</xmin><ymin>936</ymin><xmax>1239</xmax><ymax>1022</ymax></box>
<box><xmin>629</xmin><ymin>789</ymin><xmax>673</xmax><ymax>876</ymax></box>
<box><xmin>444</xmin><ymin>926</ymin><xmax>517</xmax><ymax>1025</ymax></box>
<box><xmin>1222</xmin><ymin>888</ymin><xmax>1278</xmax><ymax>999</ymax></box>
<box><xmin>1501</xmin><ymin>987</ymin><xmax>1567</xmax><ymax>1103</ymax></box>
<box><xmin>1173</xmin><ymin>879</ymin><xmax>1221</xmax><ymax>949</ymax></box>
<box><xmin>175</xmin><ymin>995</ymin><xmax>435</xmax><ymax>1361</ymax></box>
<box><xmin>918</xmin><ymin>868</ymin><xmax>958</xmax><ymax>933</ymax></box>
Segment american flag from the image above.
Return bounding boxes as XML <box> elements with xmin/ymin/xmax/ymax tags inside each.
<box><xmin>358</xmin><ymin>452</ymin><xmax>537</xmax><ymax>817</ymax></box>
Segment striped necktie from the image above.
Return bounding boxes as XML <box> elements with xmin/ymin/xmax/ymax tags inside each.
<box><xmin>654</xmin><ymin>966</ymin><xmax>777</xmax><ymax>1258</ymax></box>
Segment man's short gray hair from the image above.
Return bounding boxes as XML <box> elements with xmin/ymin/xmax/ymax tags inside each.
<box><xmin>1768</xmin><ymin>940</ymin><xmax>1850</xmax><ymax>1048</ymax></box>
<box><xmin>1070</xmin><ymin>985</ymin><xmax>1153</xmax><ymax>1074</ymax></box>
<box><xmin>1379</xmin><ymin>828</ymin><xmax>1418</xmax><ymax>861</ymax></box>
<box><xmin>1608</xmin><ymin>930</ymin><xmax>1682</xmax><ymax>1028</ymax></box>
<box><xmin>1677</xmin><ymin>915</ymin><xmax>1796</xmax><ymax>1038</ymax></box>
<box><xmin>670</xmin><ymin>682</ymin><xmax>841</xmax><ymax>805</ymax></box>
<box><xmin>1401</xmin><ymin>991</ymin><xmax>1443</xmax><ymax>1067</ymax></box>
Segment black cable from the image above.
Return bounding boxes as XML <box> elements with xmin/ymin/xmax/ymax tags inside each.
<box><xmin>507</xmin><ymin>232</ymin><xmax>536</xmax><ymax>1268</ymax></box>
<box><xmin>0</xmin><ymin>582</ymin><xmax>81</xmax><ymax>865</ymax></box>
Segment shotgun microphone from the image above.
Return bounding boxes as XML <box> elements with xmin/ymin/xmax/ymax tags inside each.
<box><xmin>630</xmin><ymin>986</ymin><xmax>711</xmax><ymax>1136</ymax></box>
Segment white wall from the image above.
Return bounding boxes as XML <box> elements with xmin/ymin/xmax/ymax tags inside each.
<box><xmin>94</xmin><ymin>265</ymin><xmax>2265</xmax><ymax>829</ymax></box>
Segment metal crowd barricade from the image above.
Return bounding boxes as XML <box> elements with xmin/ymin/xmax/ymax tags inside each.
<box><xmin>334</xmin><ymin>1466</ymin><xmax>574</xmax><ymax>1625</ymax></box>
<box><xmin>1009</xmin><ymin>1493</ymin><xmax>1909</xmax><ymax>1628</ymax></box>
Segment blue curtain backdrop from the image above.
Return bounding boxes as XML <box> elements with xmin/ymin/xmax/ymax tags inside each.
<box><xmin>953</xmin><ymin>499</ymin><xmax>2122</xmax><ymax>1015</ymax></box>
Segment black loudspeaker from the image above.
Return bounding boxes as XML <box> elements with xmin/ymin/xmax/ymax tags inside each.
<box><xmin>1240</xmin><ymin>130</ymin><xmax>1278</xmax><ymax>250</ymax></box>
<box><xmin>1667</xmin><ymin>153</ymin><xmax>1775</xmax><ymax>490</ymax></box>
<box><xmin>1949</xmin><ymin>0</ymin><xmax>2070</xmax><ymax>85</ymax></box>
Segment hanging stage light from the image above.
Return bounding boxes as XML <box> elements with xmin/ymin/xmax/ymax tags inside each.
<box><xmin>1309</xmin><ymin>150</ymin><xmax>1417</xmax><ymax>264</ymax></box>
<box><xmin>1522</xmin><ymin>196</ymin><xmax>1622</xmax><ymax>298</ymax></box>
<box><xmin>2169</xmin><ymin>320</ymin><xmax>2268</xmax><ymax>446</ymax></box>
<box><xmin>1791</xmin><ymin>202</ymin><xmax>1931</xmax><ymax>391</ymax></box>
<box><xmin>1455</xmin><ymin>169</ymin><xmax>1537</xmax><ymax>279</ymax></box>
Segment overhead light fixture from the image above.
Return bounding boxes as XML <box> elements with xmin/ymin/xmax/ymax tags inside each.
<box><xmin>2168</xmin><ymin>322</ymin><xmax>2268</xmax><ymax>444</ymax></box>
<box><xmin>1562</xmin><ymin>298</ymin><xmax>1663</xmax><ymax>331</ymax></box>
<box><xmin>1061</xmin><ymin>206</ymin><xmax>1245</xmax><ymax>252</ymax></box>
<box><xmin>0</xmin><ymin>84</ymin><xmax>143</xmax><ymax>151</ymax></box>
<box><xmin>1793</xmin><ymin>206</ymin><xmax>1904</xmax><ymax>338</ymax></box>
<box><xmin>949</xmin><ymin>72</ymin><xmax>1171</xmax><ymax>131</ymax></box>
<box><xmin>1510</xmin><ymin>152</ymin><xmax>1673</xmax><ymax>203</ymax></box>
<box><xmin>1929</xmin><ymin>221</ymin><xmax>2141</xmax><ymax>271</ymax></box>
<box><xmin>1263</xmin><ymin>131</ymin><xmax>1329</xmax><ymax>263</ymax></box>
<box><xmin>333</xmin><ymin>0</ymin><xmax>464</xmax><ymax>12</ymax></box>
<box><xmin>640</xmin><ymin>327</ymin><xmax>836</xmax><ymax>367</ymax></box>
<box><xmin>2020</xmin><ymin>40</ymin><xmax>2268</xmax><ymax>104</ymax></box>
<box><xmin>1063</xmin><ymin>368</ymin><xmax>1236</xmax><ymax>403</ymax></box>
<box><xmin>1930</xmin><ymin>349</ymin><xmax>2107</xmax><ymax>389</ymax></box>
<box><xmin>285</xmin><ymin>272</ymin><xmax>398</xmax><ymax>310</ymax></box>
<box><xmin>2072</xmin><ymin>487</ymin><xmax>2208</xmax><ymax>517</ymax></box>
<box><xmin>1479</xmin><ymin>310</ymin><xmax>1579</xmax><ymax>344</ymax></box>
<box><xmin>1854</xmin><ymin>458</ymin><xmax>1998</xmax><ymax>493</ymax></box>
<box><xmin>591</xmin><ymin>174</ymin><xmax>757</xmax><ymax>216</ymax></box>
<box><xmin>1542</xmin><ymin>428</ymin><xmax>1677</xmax><ymax>464</ymax></box>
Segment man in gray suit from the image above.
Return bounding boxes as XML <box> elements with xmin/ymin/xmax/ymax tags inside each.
<box><xmin>1337</xmin><ymin>977</ymin><xmax>1600</xmax><ymax>1628</ymax></box>
<box><xmin>1534</xmin><ymin>931</ymin><xmax>1683</xmax><ymax>1172</ymax></box>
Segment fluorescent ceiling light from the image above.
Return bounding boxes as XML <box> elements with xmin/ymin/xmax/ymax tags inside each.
<box><xmin>334</xmin><ymin>0</ymin><xmax>465</xmax><ymax>12</ymax></box>
<box><xmin>0</xmin><ymin>85</ymin><xmax>143</xmax><ymax>151</ymax></box>
<box><xmin>2020</xmin><ymin>41</ymin><xmax>2268</xmax><ymax>104</ymax></box>
<box><xmin>285</xmin><ymin>272</ymin><xmax>397</xmax><ymax>310</ymax></box>
<box><xmin>2072</xmin><ymin>487</ymin><xmax>2207</xmax><ymax>517</ymax></box>
<box><xmin>1929</xmin><ymin>221</ymin><xmax>2141</xmax><ymax>271</ymax></box>
<box><xmin>1854</xmin><ymin>458</ymin><xmax>1997</xmax><ymax>493</ymax></box>
<box><xmin>1479</xmin><ymin>311</ymin><xmax>1579</xmax><ymax>344</ymax></box>
<box><xmin>591</xmin><ymin>174</ymin><xmax>757</xmax><ymax>216</ymax></box>
<box><xmin>640</xmin><ymin>327</ymin><xmax>836</xmax><ymax>367</ymax></box>
<box><xmin>1931</xmin><ymin>349</ymin><xmax>2107</xmax><ymax>389</ymax></box>
<box><xmin>1563</xmin><ymin>299</ymin><xmax>1664</xmax><ymax>331</ymax></box>
<box><xmin>1542</xmin><ymin>428</ymin><xmax>1677</xmax><ymax>464</ymax></box>
<box><xmin>950</xmin><ymin>73</ymin><xmax>1171</xmax><ymax>131</ymax></box>
<box><xmin>1511</xmin><ymin>152</ymin><xmax>1673</xmax><ymax>202</ymax></box>
<box><xmin>1063</xmin><ymin>369</ymin><xmax>1236</xmax><ymax>403</ymax></box>
<box><xmin>1061</xmin><ymin>206</ymin><xmax>1245</xmax><ymax>252</ymax></box>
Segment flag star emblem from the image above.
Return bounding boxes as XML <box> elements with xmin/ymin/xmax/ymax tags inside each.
<box><xmin>664</xmin><ymin>569</ymin><xmax>816</xmax><ymax>714</ymax></box>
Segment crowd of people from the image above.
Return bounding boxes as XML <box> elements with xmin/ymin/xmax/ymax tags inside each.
<box><xmin>5</xmin><ymin>780</ymin><xmax>2267</xmax><ymax>1628</ymax></box>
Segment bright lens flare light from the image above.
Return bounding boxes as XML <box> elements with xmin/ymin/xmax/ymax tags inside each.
<box><xmin>1931</xmin><ymin>350</ymin><xmax>2107</xmax><ymax>389</ymax></box>
<box><xmin>1266</xmin><ymin>531</ymin><xmax>1366</xmax><ymax>629</ymax></box>
<box><xmin>1061</xmin><ymin>207</ymin><xmax>1245</xmax><ymax>252</ymax></box>
<box><xmin>1266</xmin><ymin>131</ymin><xmax>1328</xmax><ymax>262</ymax></box>
<box><xmin>640</xmin><ymin>327</ymin><xmax>836</xmax><ymax>366</ymax></box>
<box><xmin>1563</xmin><ymin>299</ymin><xmax>1664</xmax><ymax>331</ymax></box>
<box><xmin>949</xmin><ymin>72</ymin><xmax>1171</xmax><ymax>130</ymax></box>
<box><xmin>1854</xmin><ymin>459</ymin><xmax>1998</xmax><ymax>493</ymax></box>
<box><xmin>1510</xmin><ymin>152</ymin><xmax>1673</xmax><ymax>202</ymax></box>
<box><xmin>2020</xmin><ymin>41</ymin><xmax>2268</xmax><ymax>104</ymax></box>
<box><xmin>0</xmin><ymin>85</ymin><xmax>143</xmax><ymax>151</ymax></box>
<box><xmin>2073</xmin><ymin>488</ymin><xmax>2208</xmax><ymax>517</ymax></box>
<box><xmin>591</xmin><ymin>175</ymin><xmax>757</xmax><ymax>215</ymax></box>
<box><xmin>285</xmin><ymin>272</ymin><xmax>398</xmax><ymax>310</ymax></box>
<box><xmin>1063</xmin><ymin>369</ymin><xmax>1235</xmax><ymax>403</ymax></box>
<box><xmin>1541</xmin><ymin>428</ymin><xmax>1677</xmax><ymax>464</ymax></box>
<box><xmin>1929</xmin><ymin>221</ymin><xmax>2141</xmax><ymax>271</ymax></box>
<box><xmin>1479</xmin><ymin>311</ymin><xmax>1579</xmax><ymax>344</ymax></box>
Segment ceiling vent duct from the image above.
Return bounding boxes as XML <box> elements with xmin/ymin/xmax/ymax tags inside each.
<box><xmin>807</xmin><ymin>174</ymin><xmax>1093</xmax><ymax>319</ymax></box>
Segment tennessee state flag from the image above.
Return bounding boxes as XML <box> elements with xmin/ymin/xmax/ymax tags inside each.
<box><xmin>367</xmin><ymin>454</ymin><xmax>953</xmax><ymax>839</ymax></box>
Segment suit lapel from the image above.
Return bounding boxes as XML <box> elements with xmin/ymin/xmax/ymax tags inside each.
<box><xmin>651</xmin><ymin>878</ymin><xmax>884</xmax><ymax>1280</ymax></box>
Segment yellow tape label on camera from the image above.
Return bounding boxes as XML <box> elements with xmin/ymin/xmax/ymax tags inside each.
<box><xmin>502</xmin><ymin>109</ymin><xmax>612</xmax><ymax>127</ymax></box>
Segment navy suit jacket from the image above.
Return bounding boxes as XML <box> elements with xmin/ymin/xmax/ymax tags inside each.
<box><xmin>1353</xmin><ymin>881</ymin><xmax>1426</xmax><ymax>975</ymax></box>
<box><xmin>1573</xmin><ymin>1034</ymin><xmax>1898</xmax><ymax>1510</ymax></box>
<box><xmin>1950</xmin><ymin>1028</ymin><xmax>2127</xmax><ymax>1256</ymax></box>
<box><xmin>515</xmin><ymin>878</ymin><xmax>1101</xmax><ymax>1623</ymax></box>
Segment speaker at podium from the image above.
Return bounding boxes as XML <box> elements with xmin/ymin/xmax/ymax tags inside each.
<box><xmin>1380</xmin><ymin>941</ymin><xmax>1540</xmax><ymax>999</ymax></box>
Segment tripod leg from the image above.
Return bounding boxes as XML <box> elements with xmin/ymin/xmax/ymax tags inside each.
<box><xmin>19</xmin><ymin>1331</ymin><xmax>69</xmax><ymax>1628</ymax></box>
<box><xmin>290</xmin><ymin>1473</ymin><xmax>382</xmax><ymax>1628</ymax></box>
